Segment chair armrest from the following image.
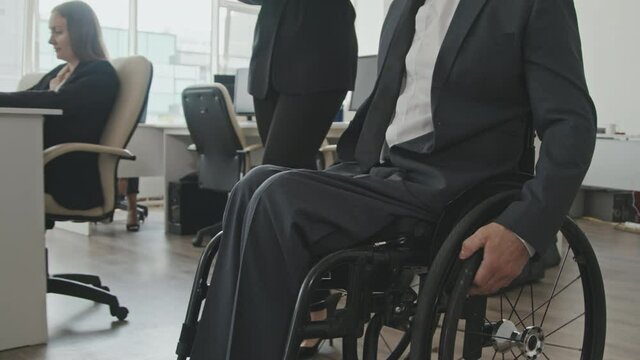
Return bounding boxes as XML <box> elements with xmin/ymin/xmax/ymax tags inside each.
<box><xmin>44</xmin><ymin>143</ymin><xmax>136</xmax><ymax>165</ymax></box>
<box><xmin>319</xmin><ymin>144</ymin><xmax>337</xmax><ymax>153</ymax></box>
<box><xmin>187</xmin><ymin>144</ymin><xmax>197</xmax><ymax>152</ymax></box>
<box><xmin>236</xmin><ymin>143</ymin><xmax>263</xmax><ymax>175</ymax></box>
<box><xmin>318</xmin><ymin>144</ymin><xmax>337</xmax><ymax>169</ymax></box>
<box><xmin>240</xmin><ymin>143</ymin><xmax>263</xmax><ymax>153</ymax></box>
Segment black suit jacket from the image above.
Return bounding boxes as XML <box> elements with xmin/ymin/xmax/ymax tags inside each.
<box><xmin>337</xmin><ymin>0</ymin><xmax>596</xmax><ymax>254</ymax></box>
<box><xmin>0</xmin><ymin>60</ymin><xmax>119</xmax><ymax>210</ymax></box>
<box><xmin>240</xmin><ymin>0</ymin><xmax>358</xmax><ymax>98</ymax></box>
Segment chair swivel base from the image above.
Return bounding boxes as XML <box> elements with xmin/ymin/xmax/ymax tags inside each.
<box><xmin>47</xmin><ymin>275</ymin><xmax>129</xmax><ymax>321</ymax></box>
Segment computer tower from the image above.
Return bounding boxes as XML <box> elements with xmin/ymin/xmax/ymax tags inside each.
<box><xmin>214</xmin><ymin>74</ymin><xmax>235</xmax><ymax>102</ymax></box>
<box><xmin>584</xmin><ymin>190</ymin><xmax>637</xmax><ymax>223</ymax></box>
<box><xmin>167</xmin><ymin>177</ymin><xmax>228</xmax><ymax>235</ymax></box>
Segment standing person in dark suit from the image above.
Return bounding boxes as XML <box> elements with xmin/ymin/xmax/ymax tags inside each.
<box><xmin>0</xmin><ymin>1</ymin><xmax>118</xmax><ymax>211</ymax></box>
<box><xmin>239</xmin><ymin>0</ymin><xmax>358</xmax><ymax>170</ymax></box>
<box><xmin>236</xmin><ymin>0</ymin><xmax>358</xmax><ymax>356</ymax></box>
<box><xmin>190</xmin><ymin>0</ymin><xmax>596</xmax><ymax>359</ymax></box>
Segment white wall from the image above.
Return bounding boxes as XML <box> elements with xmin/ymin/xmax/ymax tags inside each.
<box><xmin>351</xmin><ymin>0</ymin><xmax>640</xmax><ymax>135</ymax></box>
<box><xmin>575</xmin><ymin>0</ymin><xmax>640</xmax><ymax>135</ymax></box>
<box><xmin>353</xmin><ymin>0</ymin><xmax>388</xmax><ymax>56</ymax></box>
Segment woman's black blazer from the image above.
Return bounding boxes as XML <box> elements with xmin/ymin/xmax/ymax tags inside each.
<box><xmin>240</xmin><ymin>0</ymin><xmax>358</xmax><ymax>98</ymax></box>
<box><xmin>0</xmin><ymin>60</ymin><xmax>119</xmax><ymax>210</ymax></box>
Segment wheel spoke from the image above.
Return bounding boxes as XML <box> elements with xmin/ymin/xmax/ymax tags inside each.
<box><xmin>509</xmin><ymin>286</ymin><xmax>525</xmax><ymax>321</ymax></box>
<box><xmin>541</xmin><ymin>246</ymin><xmax>571</xmax><ymax>327</ymax></box>
<box><xmin>503</xmin><ymin>295</ymin><xmax>525</xmax><ymax>328</ymax></box>
<box><xmin>511</xmin><ymin>348</ymin><xmax>523</xmax><ymax>359</ymax></box>
<box><xmin>545</xmin><ymin>342</ymin><xmax>582</xmax><ymax>352</ymax></box>
<box><xmin>530</xmin><ymin>283</ymin><xmax>535</xmax><ymax>326</ymax></box>
<box><xmin>492</xmin><ymin>350</ymin><xmax>498</xmax><ymax>360</ymax></box>
<box><xmin>515</xmin><ymin>275</ymin><xmax>581</xmax><ymax>328</ymax></box>
<box><xmin>545</xmin><ymin>312</ymin><xmax>585</xmax><ymax>338</ymax></box>
<box><xmin>380</xmin><ymin>333</ymin><xmax>393</xmax><ymax>353</ymax></box>
<box><xmin>460</xmin><ymin>330</ymin><xmax>515</xmax><ymax>343</ymax></box>
<box><xmin>542</xmin><ymin>352</ymin><xmax>551</xmax><ymax>360</ymax></box>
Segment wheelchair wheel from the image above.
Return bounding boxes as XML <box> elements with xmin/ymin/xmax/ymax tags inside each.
<box><xmin>360</xmin><ymin>262</ymin><xmax>423</xmax><ymax>359</ymax></box>
<box><xmin>363</xmin><ymin>312</ymin><xmax>412</xmax><ymax>360</ymax></box>
<box><xmin>176</xmin><ymin>232</ymin><xmax>222</xmax><ymax>360</ymax></box>
<box><xmin>435</xmin><ymin>218</ymin><xmax>606</xmax><ymax>359</ymax></box>
<box><xmin>362</xmin><ymin>280</ymin><xmax>417</xmax><ymax>360</ymax></box>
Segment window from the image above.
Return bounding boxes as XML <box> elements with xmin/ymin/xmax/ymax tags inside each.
<box><xmin>137</xmin><ymin>0</ymin><xmax>212</xmax><ymax>124</ymax></box>
<box><xmin>218</xmin><ymin>5</ymin><xmax>258</xmax><ymax>74</ymax></box>
<box><xmin>17</xmin><ymin>0</ymin><xmax>258</xmax><ymax>123</ymax></box>
<box><xmin>0</xmin><ymin>0</ymin><xmax>26</xmax><ymax>91</ymax></box>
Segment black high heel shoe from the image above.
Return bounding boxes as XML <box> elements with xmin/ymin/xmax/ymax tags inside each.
<box><xmin>298</xmin><ymin>292</ymin><xmax>342</xmax><ymax>359</ymax></box>
<box><xmin>126</xmin><ymin>212</ymin><xmax>141</xmax><ymax>232</ymax></box>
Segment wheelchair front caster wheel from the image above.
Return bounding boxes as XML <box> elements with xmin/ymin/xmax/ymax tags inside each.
<box><xmin>111</xmin><ymin>306</ymin><xmax>129</xmax><ymax>321</ymax></box>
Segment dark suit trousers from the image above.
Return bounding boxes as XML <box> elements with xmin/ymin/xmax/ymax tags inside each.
<box><xmin>254</xmin><ymin>88</ymin><xmax>347</xmax><ymax>170</ymax></box>
<box><xmin>190</xmin><ymin>165</ymin><xmax>435</xmax><ymax>360</ymax></box>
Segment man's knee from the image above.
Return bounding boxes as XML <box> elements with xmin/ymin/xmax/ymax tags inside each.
<box><xmin>248</xmin><ymin>170</ymin><xmax>314</xmax><ymax>215</ymax></box>
<box><xmin>236</xmin><ymin>165</ymin><xmax>289</xmax><ymax>194</ymax></box>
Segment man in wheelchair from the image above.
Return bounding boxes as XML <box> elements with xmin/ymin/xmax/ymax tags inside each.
<box><xmin>186</xmin><ymin>0</ymin><xmax>599</xmax><ymax>359</ymax></box>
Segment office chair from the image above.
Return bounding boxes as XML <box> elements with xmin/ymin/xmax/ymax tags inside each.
<box><xmin>182</xmin><ymin>84</ymin><xmax>262</xmax><ymax>247</ymax></box>
<box><xmin>41</xmin><ymin>56</ymin><xmax>153</xmax><ymax>320</ymax></box>
<box><xmin>19</xmin><ymin>71</ymin><xmax>149</xmax><ymax>226</ymax></box>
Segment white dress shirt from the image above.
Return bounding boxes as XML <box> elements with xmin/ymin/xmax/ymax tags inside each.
<box><xmin>384</xmin><ymin>0</ymin><xmax>535</xmax><ymax>256</ymax></box>
<box><xmin>384</xmin><ymin>0</ymin><xmax>460</xmax><ymax>148</ymax></box>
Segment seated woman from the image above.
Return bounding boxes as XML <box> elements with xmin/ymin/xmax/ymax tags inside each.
<box><xmin>0</xmin><ymin>1</ymin><xmax>118</xmax><ymax>211</ymax></box>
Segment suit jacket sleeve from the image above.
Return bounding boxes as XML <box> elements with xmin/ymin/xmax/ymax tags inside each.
<box><xmin>0</xmin><ymin>63</ymin><xmax>118</xmax><ymax>121</ymax></box>
<box><xmin>494</xmin><ymin>0</ymin><xmax>597</xmax><ymax>254</ymax></box>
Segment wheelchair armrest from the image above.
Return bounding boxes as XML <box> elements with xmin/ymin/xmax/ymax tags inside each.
<box><xmin>430</xmin><ymin>172</ymin><xmax>533</xmax><ymax>258</ymax></box>
<box><xmin>44</xmin><ymin>143</ymin><xmax>136</xmax><ymax>165</ymax></box>
<box><xmin>442</xmin><ymin>173</ymin><xmax>532</xmax><ymax>219</ymax></box>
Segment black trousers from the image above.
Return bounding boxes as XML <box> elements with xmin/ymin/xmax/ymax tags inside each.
<box><xmin>254</xmin><ymin>88</ymin><xmax>347</xmax><ymax>170</ymax></box>
<box><xmin>126</xmin><ymin>177</ymin><xmax>139</xmax><ymax>195</ymax></box>
<box><xmin>190</xmin><ymin>165</ymin><xmax>436</xmax><ymax>360</ymax></box>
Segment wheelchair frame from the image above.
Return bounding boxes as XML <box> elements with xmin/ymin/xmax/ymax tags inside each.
<box><xmin>176</xmin><ymin>173</ymin><xmax>607</xmax><ymax>360</ymax></box>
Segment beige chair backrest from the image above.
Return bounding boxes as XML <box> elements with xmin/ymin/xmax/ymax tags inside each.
<box><xmin>16</xmin><ymin>72</ymin><xmax>46</xmax><ymax>91</ymax></box>
<box><xmin>97</xmin><ymin>56</ymin><xmax>153</xmax><ymax>214</ymax></box>
<box><xmin>44</xmin><ymin>56</ymin><xmax>153</xmax><ymax>219</ymax></box>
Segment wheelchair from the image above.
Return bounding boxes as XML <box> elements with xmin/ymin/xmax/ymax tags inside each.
<box><xmin>175</xmin><ymin>171</ymin><xmax>606</xmax><ymax>359</ymax></box>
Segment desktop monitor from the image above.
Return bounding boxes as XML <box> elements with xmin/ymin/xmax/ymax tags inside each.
<box><xmin>214</xmin><ymin>74</ymin><xmax>236</xmax><ymax>102</ymax></box>
<box><xmin>349</xmin><ymin>55</ymin><xmax>378</xmax><ymax>111</ymax></box>
<box><xmin>234</xmin><ymin>68</ymin><xmax>255</xmax><ymax>117</ymax></box>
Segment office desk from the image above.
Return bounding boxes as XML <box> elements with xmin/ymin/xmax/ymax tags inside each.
<box><xmin>582</xmin><ymin>135</ymin><xmax>640</xmax><ymax>191</ymax></box>
<box><xmin>0</xmin><ymin>107</ymin><xmax>61</xmax><ymax>350</ymax></box>
<box><xmin>159</xmin><ymin>121</ymin><xmax>349</xmax><ymax>232</ymax></box>
<box><xmin>119</xmin><ymin>120</ymin><xmax>349</xmax><ymax>179</ymax></box>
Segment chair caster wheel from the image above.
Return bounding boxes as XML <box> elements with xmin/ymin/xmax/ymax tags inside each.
<box><xmin>111</xmin><ymin>306</ymin><xmax>129</xmax><ymax>321</ymax></box>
